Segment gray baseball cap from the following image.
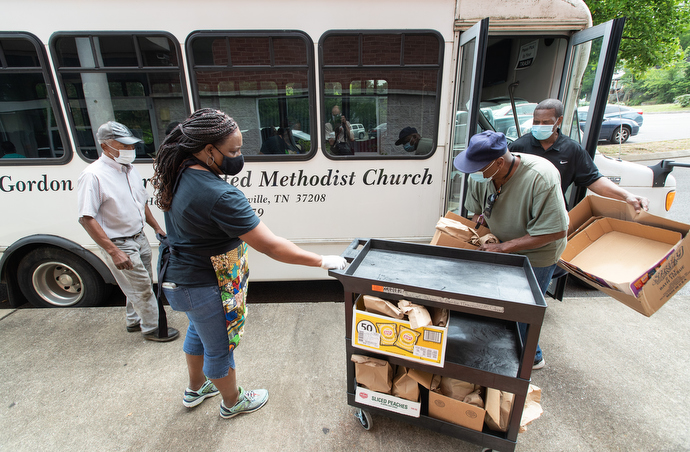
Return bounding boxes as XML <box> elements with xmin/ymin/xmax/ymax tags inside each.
<box><xmin>96</xmin><ymin>121</ymin><xmax>143</xmax><ymax>145</ymax></box>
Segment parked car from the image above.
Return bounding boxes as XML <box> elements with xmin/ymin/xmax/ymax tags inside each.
<box><xmin>368</xmin><ymin>123</ymin><xmax>387</xmax><ymax>139</ymax></box>
<box><xmin>593</xmin><ymin>116</ymin><xmax>640</xmax><ymax>144</ymax></box>
<box><xmin>479</xmin><ymin>97</ymin><xmax>533</xmax><ymax>134</ymax></box>
<box><xmin>350</xmin><ymin>123</ymin><xmax>367</xmax><ymax>139</ymax></box>
<box><xmin>507</xmin><ymin>116</ymin><xmax>639</xmax><ymax>144</ymax></box>
<box><xmin>579</xmin><ymin>104</ymin><xmax>644</xmax><ymax>127</ymax></box>
<box><xmin>488</xmin><ymin>102</ymin><xmax>537</xmax><ymax>134</ymax></box>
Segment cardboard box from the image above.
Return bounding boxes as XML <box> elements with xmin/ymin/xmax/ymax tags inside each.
<box><xmin>428</xmin><ymin>390</ymin><xmax>486</xmax><ymax>431</ymax></box>
<box><xmin>430</xmin><ymin>211</ymin><xmax>491</xmax><ymax>250</ymax></box>
<box><xmin>561</xmin><ymin>195</ymin><xmax>690</xmax><ymax>316</ymax></box>
<box><xmin>352</xmin><ymin>296</ymin><xmax>449</xmax><ymax>367</ymax></box>
<box><xmin>354</xmin><ymin>386</ymin><xmax>421</xmax><ymax>417</ymax></box>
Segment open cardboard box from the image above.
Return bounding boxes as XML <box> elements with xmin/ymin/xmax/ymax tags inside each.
<box><xmin>352</xmin><ymin>296</ymin><xmax>449</xmax><ymax>367</ymax></box>
<box><xmin>430</xmin><ymin>211</ymin><xmax>491</xmax><ymax>250</ymax></box>
<box><xmin>561</xmin><ymin>195</ymin><xmax>690</xmax><ymax>316</ymax></box>
<box><xmin>428</xmin><ymin>390</ymin><xmax>486</xmax><ymax>432</ymax></box>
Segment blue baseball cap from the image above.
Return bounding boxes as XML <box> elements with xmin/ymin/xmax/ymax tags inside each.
<box><xmin>453</xmin><ymin>131</ymin><xmax>508</xmax><ymax>173</ymax></box>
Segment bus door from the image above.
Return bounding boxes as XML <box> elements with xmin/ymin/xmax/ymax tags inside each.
<box><xmin>559</xmin><ymin>18</ymin><xmax>626</xmax><ymax>208</ymax></box>
<box><xmin>445</xmin><ymin>18</ymin><xmax>489</xmax><ymax>217</ymax></box>
<box><xmin>552</xmin><ymin>18</ymin><xmax>626</xmax><ymax>300</ymax></box>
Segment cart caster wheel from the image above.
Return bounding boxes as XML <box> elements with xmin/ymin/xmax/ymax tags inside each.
<box><xmin>355</xmin><ymin>408</ymin><xmax>372</xmax><ymax>430</ymax></box>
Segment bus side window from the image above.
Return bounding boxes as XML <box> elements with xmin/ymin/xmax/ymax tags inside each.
<box><xmin>0</xmin><ymin>35</ymin><xmax>69</xmax><ymax>162</ymax></box>
<box><xmin>51</xmin><ymin>33</ymin><xmax>188</xmax><ymax>161</ymax></box>
<box><xmin>188</xmin><ymin>33</ymin><xmax>315</xmax><ymax>160</ymax></box>
<box><xmin>320</xmin><ymin>31</ymin><xmax>443</xmax><ymax>158</ymax></box>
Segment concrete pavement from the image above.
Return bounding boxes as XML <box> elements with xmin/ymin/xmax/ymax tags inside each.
<box><xmin>1</xmin><ymin>283</ymin><xmax>689</xmax><ymax>451</ymax></box>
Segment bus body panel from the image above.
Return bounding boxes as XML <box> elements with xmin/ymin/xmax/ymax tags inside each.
<box><xmin>1</xmin><ymin>0</ymin><xmax>609</xmax><ymax>299</ymax></box>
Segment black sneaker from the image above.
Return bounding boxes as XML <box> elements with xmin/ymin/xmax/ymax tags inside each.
<box><xmin>126</xmin><ymin>321</ymin><xmax>141</xmax><ymax>332</ymax></box>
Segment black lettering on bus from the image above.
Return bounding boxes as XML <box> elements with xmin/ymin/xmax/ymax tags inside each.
<box><xmin>0</xmin><ymin>175</ymin><xmax>74</xmax><ymax>193</ymax></box>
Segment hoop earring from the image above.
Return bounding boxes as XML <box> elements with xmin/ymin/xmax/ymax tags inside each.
<box><xmin>206</xmin><ymin>155</ymin><xmax>215</xmax><ymax>166</ymax></box>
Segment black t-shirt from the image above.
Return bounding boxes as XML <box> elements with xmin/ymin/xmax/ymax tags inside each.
<box><xmin>508</xmin><ymin>129</ymin><xmax>602</xmax><ymax>198</ymax></box>
<box><xmin>163</xmin><ymin>168</ymin><xmax>260</xmax><ymax>286</ymax></box>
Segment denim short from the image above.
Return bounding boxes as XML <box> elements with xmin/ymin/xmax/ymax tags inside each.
<box><xmin>162</xmin><ymin>284</ymin><xmax>235</xmax><ymax>379</ymax></box>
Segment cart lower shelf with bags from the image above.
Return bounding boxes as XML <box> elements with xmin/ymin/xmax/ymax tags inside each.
<box><xmin>329</xmin><ymin>239</ymin><xmax>546</xmax><ymax>452</ymax></box>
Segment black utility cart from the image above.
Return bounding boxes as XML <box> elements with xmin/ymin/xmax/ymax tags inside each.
<box><xmin>329</xmin><ymin>239</ymin><xmax>546</xmax><ymax>452</ymax></box>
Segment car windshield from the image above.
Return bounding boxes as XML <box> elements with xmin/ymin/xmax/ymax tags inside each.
<box><xmin>479</xmin><ymin>98</ymin><xmax>536</xmax><ymax>135</ymax></box>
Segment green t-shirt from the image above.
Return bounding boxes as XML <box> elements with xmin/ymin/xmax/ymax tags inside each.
<box><xmin>464</xmin><ymin>153</ymin><xmax>569</xmax><ymax>267</ymax></box>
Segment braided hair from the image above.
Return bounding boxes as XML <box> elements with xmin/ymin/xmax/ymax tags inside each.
<box><xmin>152</xmin><ymin>108</ymin><xmax>238</xmax><ymax>211</ymax></box>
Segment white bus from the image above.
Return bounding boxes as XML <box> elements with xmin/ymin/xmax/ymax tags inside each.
<box><xmin>0</xmin><ymin>0</ymin><xmax>676</xmax><ymax>308</ymax></box>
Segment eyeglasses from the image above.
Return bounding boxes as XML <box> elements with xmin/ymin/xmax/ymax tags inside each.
<box><xmin>483</xmin><ymin>190</ymin><xmax>501</xmax><ymax>218</ymax></box>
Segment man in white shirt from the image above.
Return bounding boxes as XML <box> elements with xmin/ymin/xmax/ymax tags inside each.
<box><xmin>77</xmin><ymin>121</ymin><xmax>179</xmax><ymax>342</ymax></box>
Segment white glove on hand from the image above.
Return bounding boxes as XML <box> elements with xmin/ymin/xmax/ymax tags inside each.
<box><xmin>320</xmin><ymin>255</ymin><xmax>347</xmax><ymax>270</ymax></box>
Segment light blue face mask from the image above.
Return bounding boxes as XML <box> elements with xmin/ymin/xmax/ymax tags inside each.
<box><xmin>469</xmin><ymin>162</ymin><xmax>499</xmax><ymax>183</ymax></box>
<box><xmin>531</xmin><ymin>124</ymin><xmax>556</xmax><ymax>141</ymax></box>
<box><xmin>403</xmin><ymin>142</ymin><xmax>415</xmax><ymax>152</ymax></box>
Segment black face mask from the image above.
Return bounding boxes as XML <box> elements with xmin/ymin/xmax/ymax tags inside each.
<box><xmin>218</xmin><ymin>154</ymin><xmax>244</xmax><ymax>176</ymax></box>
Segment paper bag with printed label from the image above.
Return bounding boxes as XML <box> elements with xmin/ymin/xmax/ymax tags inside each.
<box><xmin>351</xmin><ymin>354</ymin><xmax>393</xmax><ymax>394</ymax></box>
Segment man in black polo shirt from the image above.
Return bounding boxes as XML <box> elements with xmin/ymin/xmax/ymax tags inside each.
<box><xmin>509</xmin><ymin>98</ymin><xmax>648</xmax><ymax>212</ymax></box>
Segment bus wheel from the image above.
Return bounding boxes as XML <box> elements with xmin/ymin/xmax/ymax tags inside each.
<box><xmin>17</xmin><ymin>247</ymin><xmax>109</xmax><ymax>308</ymax></box>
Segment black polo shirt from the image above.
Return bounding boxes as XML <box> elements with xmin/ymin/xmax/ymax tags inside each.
<box><xmin>508</xmin><ymin>129</ymin><xmax>602</xmax><ymax>198</ymax></box>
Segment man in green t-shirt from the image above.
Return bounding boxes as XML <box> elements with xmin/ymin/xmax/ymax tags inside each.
<box><xmin>454</xmin><ymin>130</ymin><xmax>569</xmax><ymax>369</ymax></box>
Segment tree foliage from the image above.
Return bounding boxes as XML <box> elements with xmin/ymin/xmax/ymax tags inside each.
<box><xmin>585</xmin><ymin>0</ymin><xmax>690</xmax><ymax>75</ymax></box>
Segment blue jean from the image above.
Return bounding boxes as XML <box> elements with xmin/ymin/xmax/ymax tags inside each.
<box><xmin>162</xmin><ymin>284</ymin><xmax>235</xmax><ymax>379</ymax></box>
<box><xmin>519</xmin><ymin>264</ymin><xmax>557</xmax><ymax>364</ymax></box>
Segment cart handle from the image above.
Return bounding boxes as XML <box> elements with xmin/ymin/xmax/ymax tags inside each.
<box><xmin>342</xmin><ymin>238</ymin><xmax>368</xmax><ymax>262</ymax></box>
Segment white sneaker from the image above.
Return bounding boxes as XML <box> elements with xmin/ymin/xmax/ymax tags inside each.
<box><xmin>533</xmin><ymin>358</ymin><xmax>546</xmax><ymax>370</ymax></box>
<box><xmin>220</xmin><ymin>386</ymin><xmax>269</xmax><ymax>419</ymax></box>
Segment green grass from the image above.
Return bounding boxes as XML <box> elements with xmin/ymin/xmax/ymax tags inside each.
<box><xmin>638</xmin><ymin>103</ymin><xmax>689</xmax><ymax>113</ymax></box>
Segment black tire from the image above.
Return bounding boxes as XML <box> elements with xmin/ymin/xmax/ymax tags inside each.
<box><xmin>17</xmin><ymin>247</ymin><xmax>109</xmax><ymax>308</ymax></box>
<box><xmin>358</xmin><ymin>132</ymin><xmax>365</xmax><ymax>139</ymax></box>
<box><xmin>609</xmin><ymin>126</ymin><xmax>630</xmax><ymax>144</ymax></box>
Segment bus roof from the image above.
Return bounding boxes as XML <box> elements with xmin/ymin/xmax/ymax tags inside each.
<box><xmin>455</xmin><ymin>0</ymin><xmax>592</xmax><ymax>34</ymax></box>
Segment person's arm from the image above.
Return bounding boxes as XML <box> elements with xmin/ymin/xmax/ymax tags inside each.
<box><xmin>144</xmin><ymin>205</ymin><xmax>165</xmax><ymax>236</ymax></box>
<box><xmin>79</xmin><ymin>216</ymin><xmax>133</xmax><ymax>270</ymax></box>
<box><xmin>478</xmin><ymin>230</ymin><xmax>567</xmax><ymax>254</ymax></box>
<box><xmin>587</xmin><ymin>177</ymin><xmax>649</xmax><ymax>213</ymax></box>
<box><xmin>325</xmin><ymin>123</ymin><xmax>335</xmax><ymax>146</ymax></box>
<box><xmin>344</xmin><ymin>120</ymin><xmax>354</xmax><ymax>142</ymax></box>
<box><xmin>240</xmin><ymin>221</ymin><xmax>345</xmax><ymax>269</ymax></box>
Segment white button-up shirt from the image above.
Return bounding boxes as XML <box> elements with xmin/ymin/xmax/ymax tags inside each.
<box><xmin>77</xmin><ymin>154</ymin><xmax>148</xmax><ymax>239</ymax></box>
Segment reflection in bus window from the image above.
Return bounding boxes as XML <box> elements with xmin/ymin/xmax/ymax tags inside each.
<box><xmin>51</xmin><ymin>34</ymin><xmax>188</xmax><ymax>160</ymax></box>
<box><xmin>562</xmin><ymin>37</ymin><xmax>600</xmax><ymax>141</ymax></box>
<box><xmin>188</xmin><ymin>33</ymin><xmax>313</xmax><ymax>158</ymax></box>
<box><xmin>321</xmin><ymin>32</ymin><xmax>442</xmax><ymax>157</ymax></box>
<box><xmin>0</xmin><ymin>36</ymin><xmax>68</xmax><ymax>161</ymax></box>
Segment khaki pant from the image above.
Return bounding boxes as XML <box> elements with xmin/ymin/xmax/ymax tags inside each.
<box><xmin>101</xmin><ymin>232</ymin><xmax>159</xmax><ymax>333</ymax></box>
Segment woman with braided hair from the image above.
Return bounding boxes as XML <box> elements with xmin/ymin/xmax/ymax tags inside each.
<box><xmin>152</xmin><ymin>108</ymin><xmax>346</xmax><ymax>419</ymax></box>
